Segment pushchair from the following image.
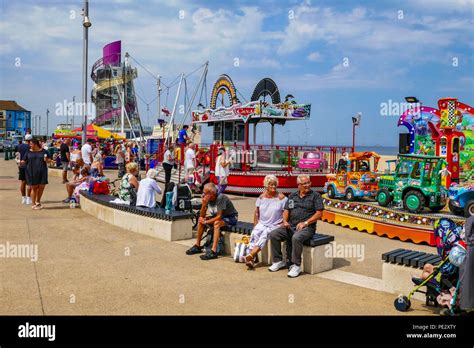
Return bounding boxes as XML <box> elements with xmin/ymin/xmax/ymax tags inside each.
<box><xmin>394</xmin><ymin>218</ymin><xmax>465</xmax><ymax>313</ymax></box>
<box><xmin>160</xmin><ymin>182</ymin><xmax>201</xmax><ymax>229</ymax></box>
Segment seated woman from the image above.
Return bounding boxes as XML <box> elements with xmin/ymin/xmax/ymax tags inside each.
<box><xmin>244</xmin><ymin>175</ymin><xmax>287</xmax><ymax>268</ymax></box>
<box><xmin>63</xmin><ymin>159</ymin><xmax>88</xmax><ymax>203</ymax></box>
<box><xmin>71</xmin><ymin>167</ymin><xmax>91</xmax><ymax>202</ymax></box>
<box><xmin>136</xmin><ymin>169</ymin><xmax>162</xmax><ymax>208</ymax></box>
<box><xmin>70</xmin><ymin>146</ymin><xmax>82</xmax><ymax>167</ymax></box>
<box><xmin>90</xmin><ymin>152</ymin><xmax>104</xmax><ymax>178</ymax></box>
<box><xmin>118</xmin><ymin>162</ymin><xmax>140</xmax><ymax>205</ymax></box>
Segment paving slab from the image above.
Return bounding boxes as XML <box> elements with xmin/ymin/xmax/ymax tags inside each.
<box><xmin>0</xmin><ymin>161</ymin><xmax>436</xmax><ymax>315</ymax></box>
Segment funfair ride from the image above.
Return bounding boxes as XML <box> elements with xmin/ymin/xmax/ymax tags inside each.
<box><xmin>91</xmin><ymin>41</ymin><xmax>144</xmax><ymax>139</ymax></box>
<box><xmin>321</xmin><ymin>97</ymin><xmax>472</xmax><ymax>245</ymax></box>
<box><xmin>191</xmin><ymin>75</ymin><xmax>350</xmax><ymax>195</ymax></box>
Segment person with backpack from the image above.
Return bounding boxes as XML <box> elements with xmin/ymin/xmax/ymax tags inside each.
<box><xmin>185</xmin><ymin>182</ymin><xmax>238</xmax><ymax>260</ymax></box>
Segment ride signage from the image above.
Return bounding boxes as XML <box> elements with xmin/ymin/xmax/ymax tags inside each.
<box><xmin>192</xmin><ymin>101</ymin><xmax>311</xmax><ymax>124</ymax></box>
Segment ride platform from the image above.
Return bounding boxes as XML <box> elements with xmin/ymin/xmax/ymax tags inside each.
<box><xmin>322</xmin><ymin>197</ymin><xmax>466</xmax><ymax>246</ymax></box>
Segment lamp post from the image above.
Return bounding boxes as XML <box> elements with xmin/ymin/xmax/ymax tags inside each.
<box><xmin>81</xmin><ymin>0</ymin><xmax>92</xmax><ymax>145</ymax></box>
<box><xmin>351</xmin><ymin>112</ymin><xmax>361</xmax><ymax>153</ymax></box>
<box><xmin>72</xmin><ymin>95</ymin><xmax>75</xmax><ymax>128</ymax></box>
<box><xmin>46</xmin><ymin>108</ymin><xmax>49</xmax><ymax>139</ymax></box>
<box><xmin>35</xmin><ymin>115</ymin><xmax>41</xmax><ymax>136</ymax></box>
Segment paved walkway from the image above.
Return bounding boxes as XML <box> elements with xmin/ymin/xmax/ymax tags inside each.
<box><xmin>0</xmin><ymin>159</ymin><xmax>436</xmax><ymax>315</ymax></box>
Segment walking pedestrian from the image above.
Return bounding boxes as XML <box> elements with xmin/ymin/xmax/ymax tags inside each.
<box><xmin>17</xmin><ymin>134</ymin><xmax>32</xmax><ymax>204</ymax></box>
<box><xmin>114</xmin><ymin>144</ymin><xmax>126</xmax><ymax>178</ymax></box>
<box><xmin>60</xmin><ymin>138</ymin><xmax>71</xmax><ymax>183</ymax></box>
<box><xmin>23</xmin><ymin>138</ymin><xmax>49</xmax><ymax>210</ymax></box>
<box><xmin>162</xmin><ymin>143</ymin><xmax>175</xmax><ymax>187</ymax></box>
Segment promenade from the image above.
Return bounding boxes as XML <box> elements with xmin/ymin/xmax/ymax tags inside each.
<box><xmin>0</xmin><ymin>159</ymin><xmax>436</xmax><ymax>315</ymax></box>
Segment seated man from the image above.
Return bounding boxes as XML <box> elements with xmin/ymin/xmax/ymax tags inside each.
<box><xmin>186</xmin><ymin>182</ymin><xmax>238</xmax><ymax>260</ymax></box>
<box><xmin>268</xmin><ymin>174</ymin><xmax>324</xmax><ymax>278</ymax></box>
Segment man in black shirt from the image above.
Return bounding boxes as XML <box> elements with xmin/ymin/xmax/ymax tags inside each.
<box><xmin>60</xmin><ymin>138</ymin><xmax>71</xmax><ymax>183</ymax></box>
<box><xmin>17</xmin><ymin>135</ymin><xmax>32</xmax><ymax>204</ymax></box>
<box><xmin>269</xmin><ymin>174</ymin><xmax>324</xmax><ymax>278</ymax></box>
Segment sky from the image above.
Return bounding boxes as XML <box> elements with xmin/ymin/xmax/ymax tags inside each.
<box><xmin>0</xmin><ymin>0</ymin><xmax>473</xmax><ymax>146</ymax></box>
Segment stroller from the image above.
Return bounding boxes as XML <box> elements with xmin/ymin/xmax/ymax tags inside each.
<box><xmin>394</xmin><ymin>218</ymin><xmax>466</xmax><ymax>313</ymax></box>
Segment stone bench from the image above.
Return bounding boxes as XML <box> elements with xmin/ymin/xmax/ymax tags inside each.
<box><xmin>221</xmin><ymin>221</ymin><xmax>335</xmax><ymax>274</ymax></box>
<box><xmin>381</xmin><ymin>248</ymin><xmax>441</xmax><ymax>301</ymax></box>
<box><xmin>79</xmin><ymin>191</ymin><xmax>193</xmax><ymax>242</ymax></box>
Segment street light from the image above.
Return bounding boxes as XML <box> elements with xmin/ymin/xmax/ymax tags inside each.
<box><xmin>405</xmin><ymin>96</ymin><xmax>420</xmax><ymax>104</ymax></box>
<box><xmin>81</xmin><ymin>0</ymin><xmax>91</xmax><ymax>145</ymax></box>
<box><xmin>34</xmin><ymin>115</ymin><xmax>41</xmax><ymax>136</ymax></box>
<box><xmin>352</xmin><ymin>112</ymin><xmax>362</xmax><ymax>153</ymax></box>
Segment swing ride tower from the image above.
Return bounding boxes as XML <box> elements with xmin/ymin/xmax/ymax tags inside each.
<box><xmin>91</xmin><ymin>41</ymin><xmax>143</xmax><ymax>139</ymax></box>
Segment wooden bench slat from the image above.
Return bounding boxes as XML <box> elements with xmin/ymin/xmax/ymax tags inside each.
<box><xmin>396</xmin><ymin>251</ymin><xmax>422</xmax><ymax>265</ymax></box>
<box><xmin>417</xmin><ymin>255</ymin><xmax>441</xmax><ymax>268</ymax></box>
<box><xmin>402</xmin><ymin>251</ymin><xmax>425</xmax><ymax>266</ymax></box>
<box><xmin>381</xmin><ymin>248</ymin><xmax>406</xmax><ymax>262</ymax></box>
<box><xmin>409</xmin><ymin>253</ymin><xmax>430</xmax><ymax>267</ymax></box>
<box><xmin>395</xmin><ymin>250</ymin><xmax>419</xmax><ymax>264</ymax></box>
<box><xmin>80</xmin><ymin>192</ymin><xmax>193</xmax><ymax>221</ymax></box>
<box><xmin>388</xmin><ymin>249</ymin><xmax>411</xmax><ymax>263</ymax></box>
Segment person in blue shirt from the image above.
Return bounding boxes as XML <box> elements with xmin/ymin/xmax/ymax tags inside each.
<box><xmin>178</xmin><ymin>125</ymin><xmax>189</xmax><ymax>145</ymax></box>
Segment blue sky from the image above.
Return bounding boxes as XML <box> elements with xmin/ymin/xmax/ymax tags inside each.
<box><xmin>0</xmin><ymin>0</ymin><xmax>473</xmax><ymax>146</ymax></box>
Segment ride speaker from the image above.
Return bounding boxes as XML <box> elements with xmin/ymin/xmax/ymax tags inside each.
<box><xmin>399</xmin><ymin>133</ymin><xmax>410</xmax><ymax>154</ymax></box>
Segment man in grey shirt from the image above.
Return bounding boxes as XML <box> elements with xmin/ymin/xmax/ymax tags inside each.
<box><xmin>269</xmin><ymin>174</ymin><xmax>324</xmax><ymax>278</ymax></box>
<box><xmin>186</xmin><ymin>182</ymin><xmax>238</xmax><ymax>260</ymax></box>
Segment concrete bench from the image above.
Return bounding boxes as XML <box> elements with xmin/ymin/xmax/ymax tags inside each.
<box><xmin>221</xmin><ymin>221</ymin><xmax>335</xmax><ymax>274</ymax></box>
<box><xmin>79</xmin><ymin>191</ymin><xmax>194</xmax><ymax>241</ymax></box>
<box><xmin>381</xmin><ymin>248</ymin><xmax>440</xmax><ymax>301</ymax></box>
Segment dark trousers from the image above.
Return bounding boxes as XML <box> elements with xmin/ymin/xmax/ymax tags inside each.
<box><xmin>163</xmin><ymin>163</ymin><xmax>173</xmax><ymax>186</ymax></box>
<box><xmin>270</xmin><ymin>226</ymin><xmax>314</xmax><ymax>266</ymax></box>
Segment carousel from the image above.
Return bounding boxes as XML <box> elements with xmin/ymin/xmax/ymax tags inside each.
<box><xmin>189</xmin><ymin>74</ymin><xmax>349</xmax><ymax>195</ymax></box>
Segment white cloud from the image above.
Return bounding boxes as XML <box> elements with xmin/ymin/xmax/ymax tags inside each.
<box><xmin>307</xmin><ymin>52</ymin><xmax>322</xmax><ymax>62</ymax></box>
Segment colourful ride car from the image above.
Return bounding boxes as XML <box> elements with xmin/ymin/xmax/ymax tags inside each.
<box><xmin>376</xmin><ymin>154</ymin><xmax>448</xmax><ymax>213</ymax></box>
<box><xmin>324</xmin><ymin>152</ymin><xmax>381</xmax><ymax>201</ymax></box>
<box><xmin>448</xmin><ymin>182</ymin><xmax>474</xmax><ymax>217</ymax></box>
<box><xmin>298</xmin><ymin>151</ymin><xmax>328</xmax><ymax>170</ymax></box>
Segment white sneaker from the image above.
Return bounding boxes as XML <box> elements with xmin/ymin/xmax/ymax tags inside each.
<box><xmin>287</xmin><ymin>264</ymin><xmax>302</xmax><ymax>278</ymax></box>
<box><xmin>268</xmin><ymin>261</ymin><xmax>286</xmax><ymax>272</ymax></box>
<box><xmin>21</xmin><ymin>196</ymin><xmax>26</xmax><ymax>204</ymax></box>
<box><xmin>26</xmin><ymin>197</ymin><xmax>32</xmax><ymax>205</ymax></box>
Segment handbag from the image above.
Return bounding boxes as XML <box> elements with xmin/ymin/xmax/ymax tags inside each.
<box><xmin>93</xmin><ymin>181</ymin><xmax>110</xmax><ymax>195</ymax></box>
<box><xmin>233</xmin><ymin>236</ymin><xmax>250</xmax><ymax>262</ymax></box>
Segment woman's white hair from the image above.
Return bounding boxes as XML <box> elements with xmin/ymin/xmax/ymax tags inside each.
<box><xmin>264</xmin><ymin>174</ymin><xmax>278</xmax><ymax>188</ymax></box>
<box><xmin>146</xmin><ymin>169</ymin><xmax>158</xmax><ymax>179</ymax></box>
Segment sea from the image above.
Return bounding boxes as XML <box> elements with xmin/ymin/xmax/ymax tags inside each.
<box><xmin>355</xmin><ymin>146</ymin><xmax>399</xmax><ymax>156</ymax></box>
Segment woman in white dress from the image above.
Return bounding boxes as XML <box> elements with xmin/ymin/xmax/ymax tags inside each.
<box><xmin>244</xmin><ymin>175</ymin><xmax>287</xmax><ymax>268</ymax></box>
<box><xmin>215</xmin><ymin>147</ymin><xmax>231</xmax><ymax>194</ymax></box>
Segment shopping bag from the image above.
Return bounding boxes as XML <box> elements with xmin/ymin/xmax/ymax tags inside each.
<box><xmin>233</xmin><ymin>236</ymin><xmax>250</xmax><ymax>262</ymax></box>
